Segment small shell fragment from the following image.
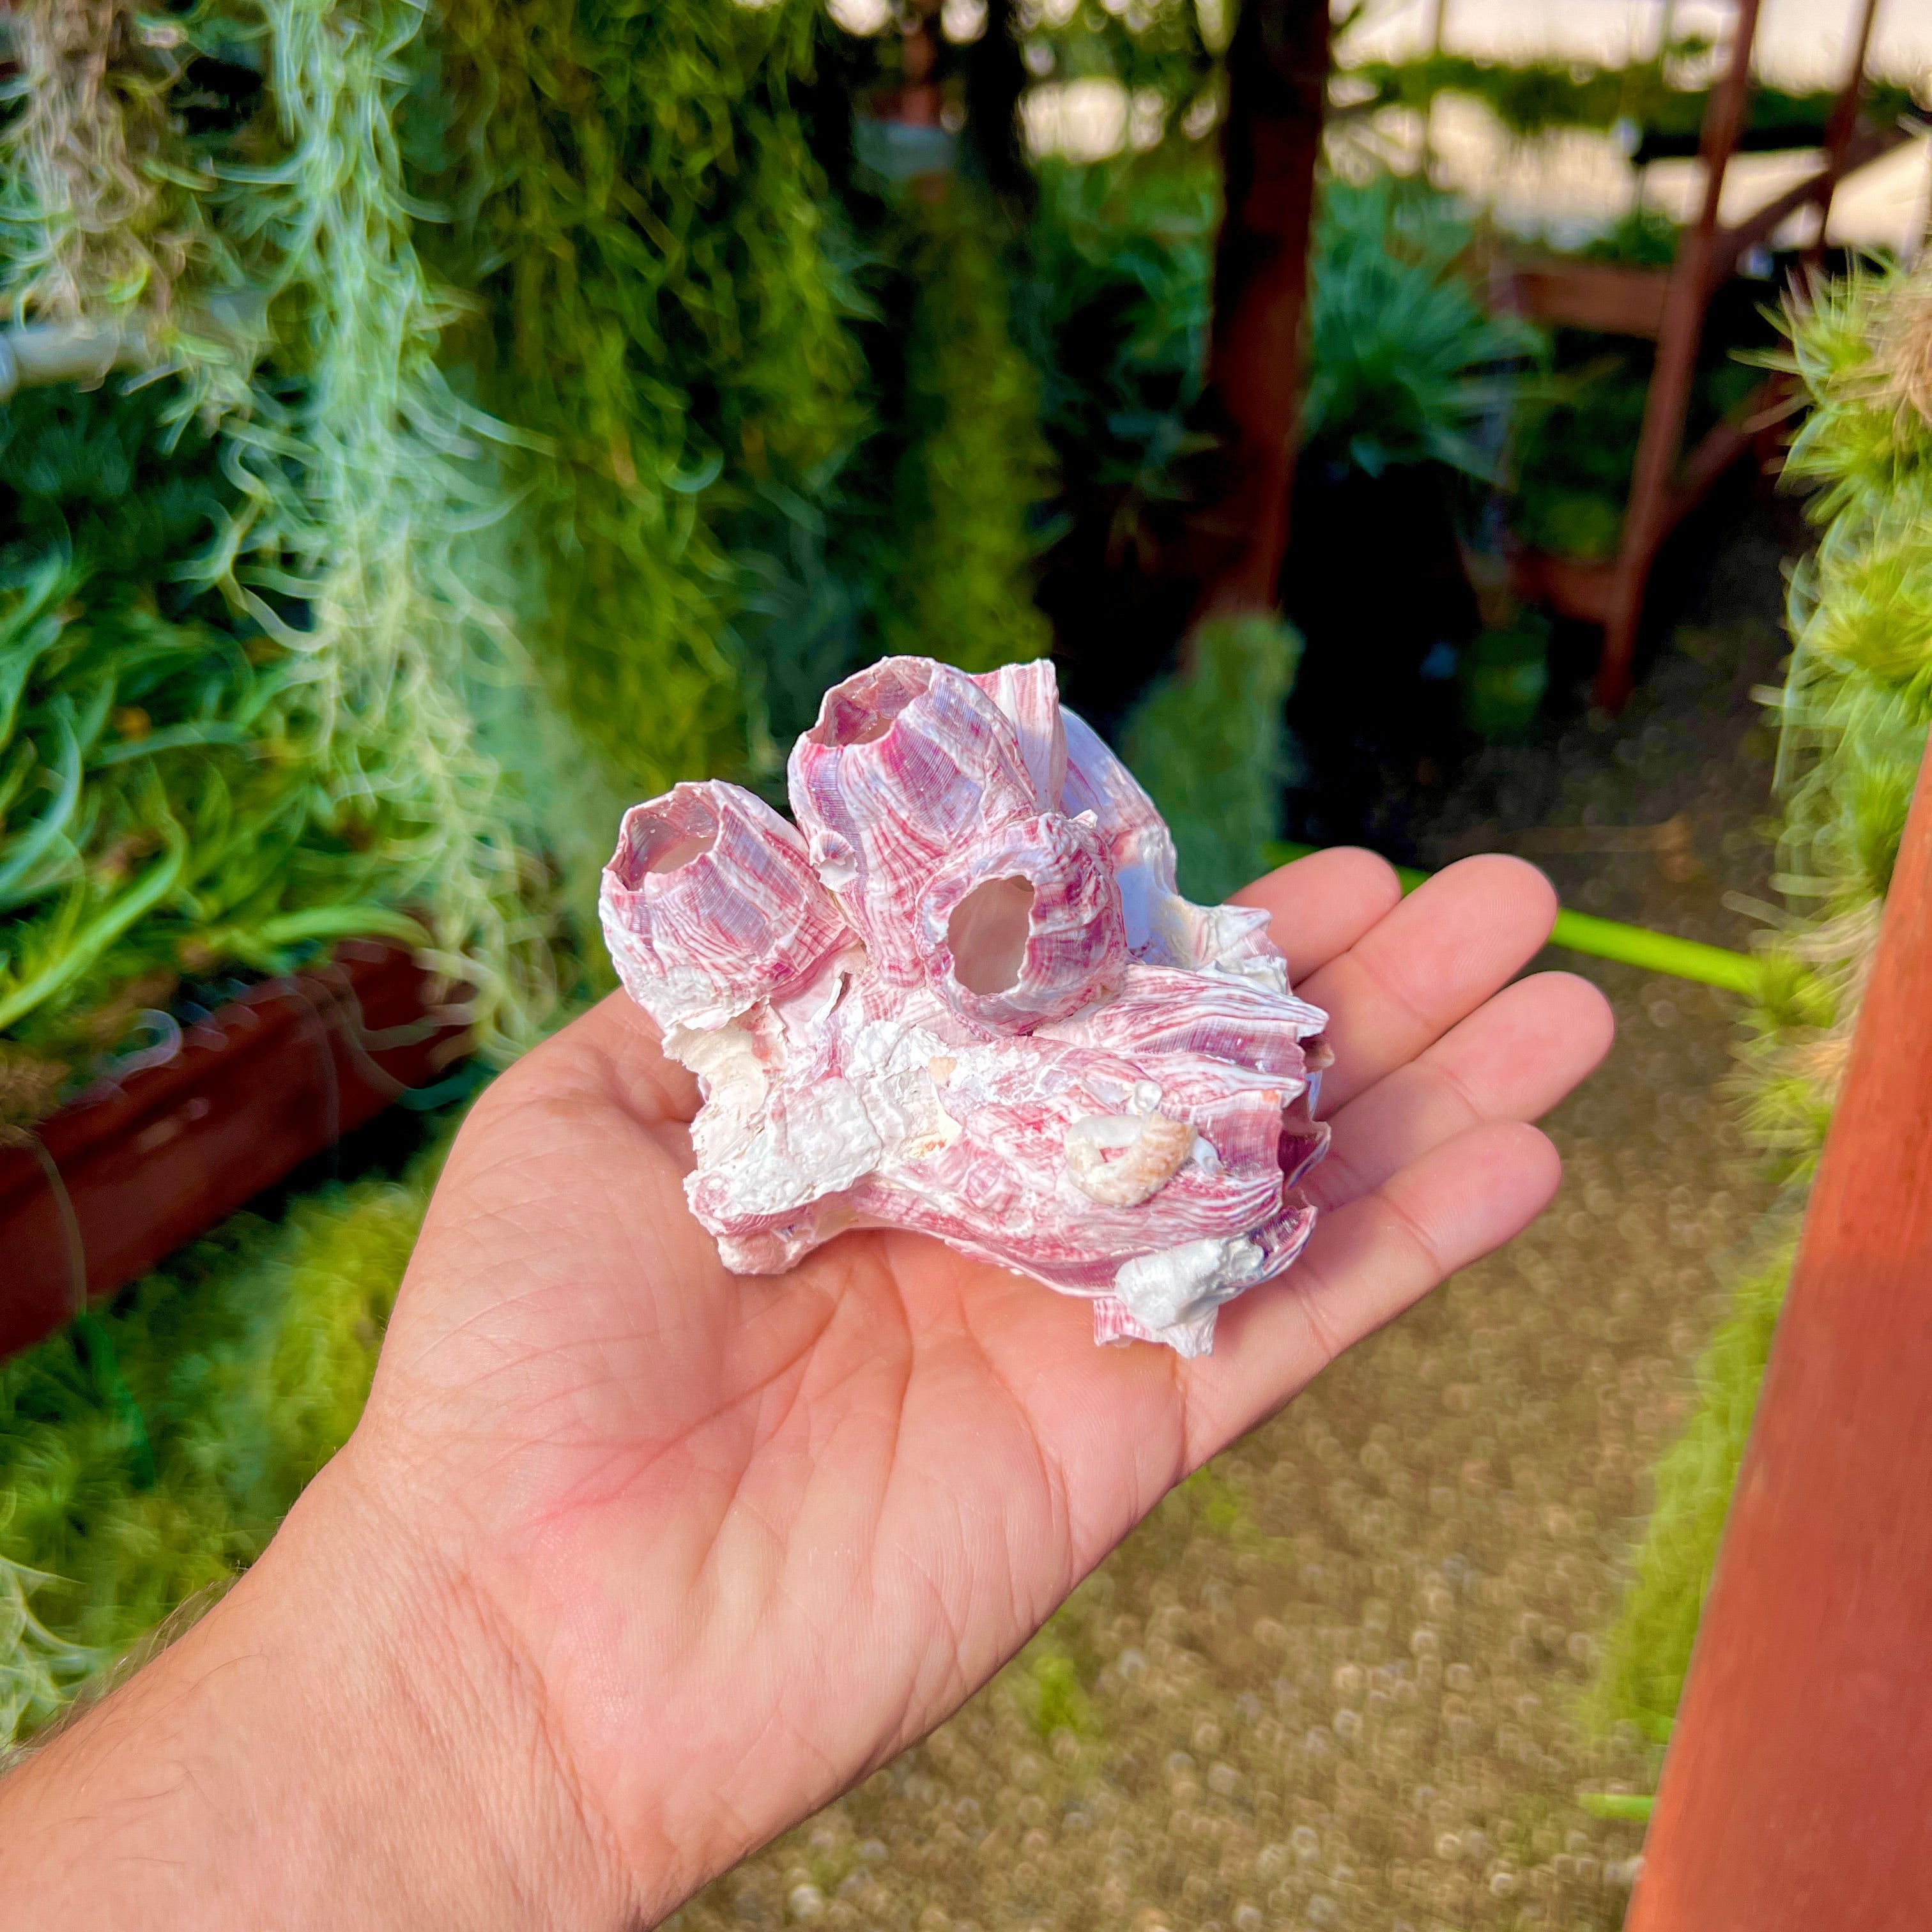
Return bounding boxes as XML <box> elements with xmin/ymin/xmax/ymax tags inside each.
<box><xmin>1064</xmin><ymin>1112</ymin><xmax>1196</xmax><ymax>1208</ymax></box>
<box><xmin>600</xmin><ymin>656</ymin><xmax>1331</xmax><ymax>1358</ymax></box>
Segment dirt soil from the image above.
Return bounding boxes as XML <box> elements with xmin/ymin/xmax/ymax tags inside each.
<box><xmin>670</xmin><ymin>523</ymin><xmax>1792</xmax><ymax>1932</ymax></box>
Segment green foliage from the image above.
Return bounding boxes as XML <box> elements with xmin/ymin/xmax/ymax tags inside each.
<box><xmin>1724</xmin><ymin>263</ymin><xmax>1932</xmax><ymax>1181</ymax></box>
<box><xmin>1584</xmin><ymin>1249</ymin><xmax>1792</xmax><ymax>1745</ymax></box>
<box><xmin>1021</xmin><ymin>156</ymin><xmax>1540</xmax><ymax>565</ymax></box>
<box><xmin>1120</xmin><ymin>613</ymin><xmax>1300</xmax><ymax>904</ymax></box>
<box><xmin>1</xmin><ymin>1549</ymin><xmax>98</xmax><ymax>1744</ymax></box>
<box><xmin>1302</xmin><ymin>176</ymin><xmax>1542</xmax><ymax>484</ymax></box>
<box><xmin>1342</xmin><ymin>49</ymin><xmax>1667</xmax><ymax>143</ymax></box>
<box><xmin>1459</xmin><ymin>613</ymin><xmax>1550</xmax><ymax>741</ymax></box>
<box><xmin>1511</xmin><ymin>353</ymin><xmax>1763</xmax><ymax>561</ymax></box>
<box><xmin>0</xmin><ymin>1123</ymin><xmax>447</xmax><ymax>1742</ymax></box>
<box><xmin>1592</xmin><ymin>262</ymin><xmax>1932</xmax><ymax>1742</ymax></box>
<box><xmin>0</xmin><ymin>1</ymin><xmax>237</xmax><ymax>334</ymax></box>
<box><xmin>874</xmin><ymin>190</ymin><xmax>1056</xmax><ymax>673</ymax></box>
<box><xmin>1509</xmin><ymin>355</ymin><xmax>1647</xmax><ymax>560</ymax></box>
<box><xmin>423</xmin><ymin>0</ymin><xmax>870</xmax><ymax>806</ymax></box>
<box><xmin>1343</xmin><ymin>48</ymin><xmax>1923</xmax><ymax>153</ymax></box>
<box><xmin>722</xmin><ymin>187</ymin><xmax>1060</xmax><ymax>783</ymax></box>
<box><xmin>1750</xmin><ymin>269</ymin><xmax>1932</xmax><ymax>1085</ymax></box>
<box><xmin>1006</xmin><ymin>0</ymin><xmax>1215</xmax><ymax>123</ymax></box>
<box><xmin>1577</xmin><ymin>204</ymin><xmax>1679</xmax><ymax>268</ymax></box>
<box><xmin>1</xmin><ymin>2</ymin><xmax>559</xmax><ymax>1061</ymax></box>
<box><xmin>1016</xmin><ymin>148</ymin><xmax>1218</xmax><ymax>554</ymax></box>
<box><xmin>0</xmin><ymin>382</ymin><xmax>427</xmax><ymax>1056</ymax></box>
<box><xmin>729</xmin><ymin>463</ymin><xmax>882</xmax><ymax>772</ymax></box>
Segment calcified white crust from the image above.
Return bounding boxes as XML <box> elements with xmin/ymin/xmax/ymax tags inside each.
<box><xmin>599</xmin><ymin>657</ymin><xmax>1331</xmax><ymax>1358</ymax></box>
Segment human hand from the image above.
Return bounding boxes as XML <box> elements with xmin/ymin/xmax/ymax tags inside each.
<box><xmin>1</xmin><ymin>850</ymin><xmax>1611</xmax><ymax>1931</ymax></box>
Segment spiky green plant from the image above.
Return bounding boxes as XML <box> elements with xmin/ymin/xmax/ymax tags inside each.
<box><xmin>1590</xmin><ymin>261</ymin><xmax>1932</xmax><ymax>1744</ymax></box>
<box><xmin>1302</xmin><ymin>174</ymin><xmax>1543</xmax><ymax>485</ymax></box>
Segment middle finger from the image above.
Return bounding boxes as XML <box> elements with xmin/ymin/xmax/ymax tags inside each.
<box><xmin>1297</xmin><ymin>854</ymin><xmax>1559</xmax><ymax>1114</ymax></box>
<box><xmin>1305</xmin><ymin>970</ymin><xmax>1614</xmax><ymax>1212</ymax></box>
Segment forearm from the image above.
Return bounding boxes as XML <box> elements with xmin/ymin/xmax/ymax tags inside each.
<box><xmin>0</xmin><ymin>1450</ymin><xmax>627</xmax><ymax>1932</ymax></box>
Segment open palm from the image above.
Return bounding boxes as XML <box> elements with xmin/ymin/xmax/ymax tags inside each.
<box><xmin>351</xmin><ymin>848</ymin><xmax>1611</xmax><ymax>1915</ymax></box>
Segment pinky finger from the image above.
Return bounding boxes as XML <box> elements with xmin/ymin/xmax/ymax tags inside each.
<box><xmin>1179</xmin><ymin>1120</ymin><xmax>1563</xmax><ymax>1466</ymax></box>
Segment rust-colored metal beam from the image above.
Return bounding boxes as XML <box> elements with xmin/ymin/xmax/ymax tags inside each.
<box><xmin>1628</xmin><ymin>736</ymin><xmax>1932</xmax><ymax>1928</ymax></box>
<box><xmin>1188</xmin><ymin>0</ymin><xmax>1330</xmax><ymax>619</ymax></box>
<box><xmin>1804</xmin><ymin>0</ymin><xmax>1884</xmax><ymax>270</ymax></box>
<box><xmin>1713</xmin><ymin>125</ymin><xmax>1907</xmax><ymax>283</ymax></box>
<box><xmin>1595</xmin><ymin>0</ymin><xmax>1761</xmax><ymax>714</ymax></box>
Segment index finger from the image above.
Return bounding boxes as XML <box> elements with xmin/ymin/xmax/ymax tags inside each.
<box><xmin>1230</xmin><ymin>846</ymin><xmax>1404</xmax><ymax>985</ymax></box>
<box><xmin>1295</xmin><ymin>854</ymin><xmax>1559</xmax><ymax>1114</ymax></box>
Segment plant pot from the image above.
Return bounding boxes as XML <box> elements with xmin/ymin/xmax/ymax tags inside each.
<box><xmin>0</xmin><ymin>942</ymin><xmax>469</xmax><ymax>1361</ymax></box>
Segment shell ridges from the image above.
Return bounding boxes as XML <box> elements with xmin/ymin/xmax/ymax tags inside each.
<box><xmin>599</xmin><ymin>656</ymin><xmax>1330</xmax><ymax>1355</ymax></box>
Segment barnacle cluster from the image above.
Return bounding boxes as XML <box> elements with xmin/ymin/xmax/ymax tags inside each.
<box><xmin>602</xmin><ymin>657</ymin><xmax>1331</xmax><ymax>1356</ymax></box>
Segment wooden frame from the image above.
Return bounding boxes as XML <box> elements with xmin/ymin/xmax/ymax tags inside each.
<box><xmin>1598</xmin><ymin>0</ymin><xmax>1896</xmax><ymax>709</ymax></box>
<box><xmin>1500</xmin><ymin>0</ymin><xmax>1903</xmax><ymax>707</ymax></box>
<box><xmin>0</xmin><ymin>943</ymin><xmax>468</xmax><ymax>1361</ymax></box>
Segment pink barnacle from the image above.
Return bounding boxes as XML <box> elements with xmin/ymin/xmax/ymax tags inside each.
<box><xmin>788</xmin><ymin>657</ymin><xmax>1038</xmax><ymax>985</ymax></box>
<box><xmin>917</xmin><ymin>810</ymin><xmax>1126</xmax><ymax>1030</ymax></box>
<box><xmin>970</xmin><ymin>660</ymin><xmax>1069</xmax><ymax>806</ymax></box>
<box><xmin>603</xmin><ymin>656</ymin><xmax>1333</xmax><ymax>1360</ymax></box>
<box><xmin>600</xmin><ymin>780</ymin><xmax>848</xmax><ymax>1032</ymax></box>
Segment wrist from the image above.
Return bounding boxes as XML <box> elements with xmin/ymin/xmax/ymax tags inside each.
<box><xmin>1</xmin><ymin>1439</ymin><xmax>632</xmax><ymax>1931</ymax></box>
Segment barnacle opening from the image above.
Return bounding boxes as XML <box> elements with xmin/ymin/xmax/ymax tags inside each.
<box><xmin>614</xmin><ymin>794</ymin><xmax>720</xmax><ymax>887</ymax></box>
<box><xmin>813</xmin><ymin>659</ymin><xmax>933</xmax><ymax>749</ymax></box>
<box><xmin>948</xmin><ymin>876</ymin><xmax>1034</xmax><ymax>994</ymax></box>
<box><xmin>648</xmin><ymin>831</ymin><xmax>717</xmax><ymax>873</ymax></box>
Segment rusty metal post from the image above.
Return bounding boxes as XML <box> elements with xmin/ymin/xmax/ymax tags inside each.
<box><xmin>1802</xmin><ymin>0</ymin><xmax>1882</xmax><ymax>270</ymax></box>
<box><xmin>1595</xmin><ymin>0</ymin><xmax>1761</xmax><ymax>713</ymax></box>
<box><xmin>1188</xmin><ymin>0</ymin><xmax>1330</xmax><ymax>619</ymax></box>
<box><xmin>1627</xmin><ymin>736</ymin><xmax>1932</xmax><ymax>1927</ymax></box>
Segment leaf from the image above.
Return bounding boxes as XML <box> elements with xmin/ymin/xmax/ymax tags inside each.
<box><xmin>0</xmin><ymin>698</ymin><xmax>83</xmax><ymax>903</ymax></box>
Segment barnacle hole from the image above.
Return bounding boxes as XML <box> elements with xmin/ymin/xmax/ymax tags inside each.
<box><xmin>947</xmin><ymin>876</ymin><xmax>1035</xmax><ymax>994</ymax></box>
<box><xmin>615</xmin><ymin>795</ymin><xmax>718</xmax><ymax>884</ymax></box>
<box><xmin>810</xmin><ymin>657</ymin><xmax>933</xmax><ymax>749</ymax></box>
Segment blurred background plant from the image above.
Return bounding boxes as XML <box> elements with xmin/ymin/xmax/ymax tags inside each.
<box><xmin>1119</xmin><ymin>611</ymin><xmax>1300</xmax><ymax>903</ymax></box>
<box><xmin>0</xmin><ymin>381</ymin><xmax>425</xmax><ymax>1073</ymax></box>
<box><xmin>1301</xmin><ymin>171</ymin><xmax>1539</xmax><ymax>485</ymax></box>
<box><xmin>1588</xmin><ymin>257</ymin><xmax>1932</xmax><ymax>1747</ymax></box>
<box><xmin>1342</xmin><ymin>43</ymin><xmax>1921</xmax><ymax>158</ymax></box>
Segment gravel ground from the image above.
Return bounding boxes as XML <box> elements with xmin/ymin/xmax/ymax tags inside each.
<box><xmin>670</xmin><ymin>524</ymin><xmax>1791</xmax><ymax>1932</ymax></box>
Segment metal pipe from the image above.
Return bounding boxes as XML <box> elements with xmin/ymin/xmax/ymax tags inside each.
<box><xmin>1264</xmin><ymin>841</ymin><xmax>1779</xmax><ymax>995</ymax></box>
